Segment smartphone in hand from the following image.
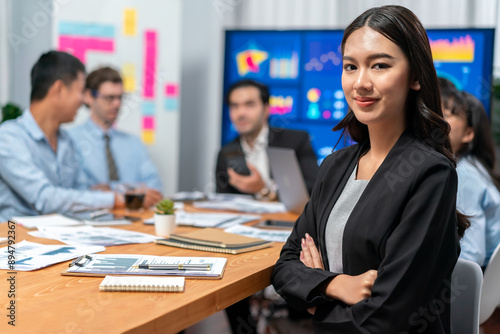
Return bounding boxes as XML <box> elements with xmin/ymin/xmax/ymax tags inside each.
<box><xmin>226</xmin><ymin>154</ymin><xmax>251</xmax><ymax>176</ymax></box>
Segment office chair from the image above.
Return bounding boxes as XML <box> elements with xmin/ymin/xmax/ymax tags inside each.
<box><xmin>451</xmin><ymin>258</ymin><xmax>483</xmax><ymax>334</ymax></box>
<box><xmin>479</xmin><ymin>242</ymin><xmax>500</xmax><ymax>324</ymax></box>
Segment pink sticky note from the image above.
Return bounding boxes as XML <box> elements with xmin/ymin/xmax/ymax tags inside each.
<box><xmin>58</xmin><ymin>36</ymin><xmax>114</xmax><ymax>64</ymax></box>
<box><xmin>146</xmin><ymin>30</ymin><xmax>157</xmax><ymax>41</ymax></box>
<box><xmin>86</xmin><ymin>37</ymin><xmax>114</xmax><ymax>51</ymax></box>
<box><xmin>142</xmin><ymin>30</ymin><xmax>157</xmax><ymax>98</ymax></box>
<box><xmin>165</xmin><ymin>84</ymin><xmax>179</xmax><ymax>97</ymax></box>
<box><xmin>142</xmin><ymin>116</ymin><xmax>155</xmax><ymax>130</ymax></box>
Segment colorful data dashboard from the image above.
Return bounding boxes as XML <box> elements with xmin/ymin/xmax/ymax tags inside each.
<box><xmin>222</xmin><ymin>29</ymin><xmax>495</xmax><ymax>163</ymax></box>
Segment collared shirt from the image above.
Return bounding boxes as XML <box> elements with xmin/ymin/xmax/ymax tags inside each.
<box><xmin>68</xmin><ymin>118</ymin><xmax>163</xmax><ymax>192</ymax></box>
<box><xmin>457</xmin><ymin>155</ymin><xmax>500</xmax><ymax>267</ymax></box>
<box><xmin>0</xmin><ymin>110</ymin><xmax>115</xmax><ymax>221</ymax></box>
<box><xmin>240</xmin><ymin>125</ymin><xmax>274</xmax><ymax>194</ymax></box>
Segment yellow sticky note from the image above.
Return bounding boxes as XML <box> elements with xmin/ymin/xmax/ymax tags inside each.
<box><xmin>142</xmin><ymin>130</ymin><xmax>155</xmax><ymax>145</ymax></box>
<box><xmin>123</xmin><ymin>8</ymin><xmax>137</xmax><ymax>36</ymax></box>
<box><xmin>122</xmin><ymin>64</ymin><xmax>135</xmax><ymax>92</ymax></box>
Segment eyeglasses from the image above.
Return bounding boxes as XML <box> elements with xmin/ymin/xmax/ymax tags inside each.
<box><xmin>91</xmin><ymin>90</ymin><xmax>124</xmax><ymax>103</ymax></box>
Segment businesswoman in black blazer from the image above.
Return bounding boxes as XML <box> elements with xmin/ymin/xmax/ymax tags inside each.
<box><xmin>272</xmin><ymin>5</ymin><xmax>469</xmax><ymax>334</ymax></box>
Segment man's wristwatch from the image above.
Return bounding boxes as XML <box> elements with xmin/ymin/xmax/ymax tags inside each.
<box><xmin>260</xmin><ymin>186</ymin><xmax>270</xmax><ymax>197</ymax></box>
<box><xmin>259</xmin><ymin>185</ymin><xmax>277</xmax><ymax>201</ymax></box>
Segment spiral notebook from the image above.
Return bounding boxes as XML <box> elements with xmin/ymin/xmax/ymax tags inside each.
<box><xmin>99</xmin><ymin>276</ymin><xmax>185</xmax><ymax>292</ymax></box>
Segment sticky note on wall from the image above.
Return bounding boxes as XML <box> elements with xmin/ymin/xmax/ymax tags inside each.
<box><xmin>142</xmin><ymin>130</ymin><xmax>155</xmax><ymax>145</ymax></box>
<box><xmin>122</xmin><ymin>64</ymin><xmax>136</xmax><ymax>92</ymax></box>
<box><xmin>142</xmin><ymin>116</ymin><xmax>155</xmax><ymax>130</ymax></box>
<box><xmin>123</xmin><ymin>8</ymin><xmax>137</xmax><ymax>36</ymax></box>
<box><xmin>141</xmin><ymin>101</ymin><xmax>155</xmax><ymax>115</ymax></box>
<box><xmin>164</xmin><ymin>98</ymin><xmax>178</xmax><ymax>111</ymax></box>
<box><xmin>165</xmin><ymin>83</ymin><xmax>179</xmax><ymax>97</ymax></box>
<box><xmin>142</xmin><ymin>30</ymin><xmax>157</xmax><ymax>99</ymax></box>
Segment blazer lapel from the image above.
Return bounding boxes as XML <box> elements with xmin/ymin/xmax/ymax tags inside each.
<box><xmin>341</xmin><ymin>130</ymin><xmax>415</xmax><ymax>273</ymax></box>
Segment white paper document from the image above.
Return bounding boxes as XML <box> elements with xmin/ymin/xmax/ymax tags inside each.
<box><xmin>175</xmin><ymin>211</ymin><xmax>260</xmax><ymax>228</ymax></box>
<box><xmin>0</xmin><ymin>240</ymin><xmax>105</xmax><ymax>271</ymax></box>
<box><xmin>31</xmin><ymin>226</ymin><xmax>158</xmax><ymax>246</ymax></box>
<box><xmin>12</xmin><ymin>213</ymin><xmax>133</xmax><ymax>229</ymax></box>
<box><xmin>12</xmin><ymin>214</ymin><xmax>81</xmax><ymax>229</ymax></box>
<box><xmin>193</xmin><ymin>197</ymin><xmax>287</xmax><ymax>214</ymax></box>
<box><xmin>224</xmin><ymin>225</ymin><xmax>292</xmax><ymax>243</ymax></box>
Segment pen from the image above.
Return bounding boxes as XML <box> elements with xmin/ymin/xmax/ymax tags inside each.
<box><xmin>131</xmin><ymin>264</ymin><xmax>212</xmax><ymax>270</ymax></box>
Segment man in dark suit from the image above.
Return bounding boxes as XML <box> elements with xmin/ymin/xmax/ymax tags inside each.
<box><xmin>216</xmin><ymin>79</ymin><xmax>318</xmax><ymax>199</ymax></box>
<box><xmin>216</xmin><ymin>79</ymin><xmax>318</xmax><ymax>334</ymax></box>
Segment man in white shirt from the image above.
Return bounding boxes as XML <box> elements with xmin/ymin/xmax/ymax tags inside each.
<box><xmin>215</xmin><ymin>79</ymin><xmax>318</xmax><ymax>334</ymax></box>
<box><xmin>216</xmin><ymin>79</ymin><xmax>318</xmax><ymax>199</ymax></box>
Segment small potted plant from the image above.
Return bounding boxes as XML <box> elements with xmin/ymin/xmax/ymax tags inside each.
<box><xmin>153</xmin><ymin>199</ymin><xmax>176</xmax><ymax>237</ymax></box>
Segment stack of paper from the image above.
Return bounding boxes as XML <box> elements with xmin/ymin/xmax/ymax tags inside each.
<box><xmin>224</xmin><ymin>225</ymin><xmax>292</xmax><ymax>243</ymax></box>
<box><xmin>12</xmin><ymin>213</ymin><xmax>133</xmax><ymax>228</ymax></box>
<box><xmin>29</xmin><ymin>226</ymin><xmax>158</xmax><ymax>246</ymax></box>
<box><xmin>12</xmin><ymin>214</ymin><xmax>81</xmax><ymax>229</ymax></box>
<box><xmin>0</xmin><ymin>240</ymin><xmax>105</xmax><ymax>271</ymax></box>
<box><xmin>193</xmin><ymin>197</ymin><xmax>287</xmax><ymax>213</ymax></box>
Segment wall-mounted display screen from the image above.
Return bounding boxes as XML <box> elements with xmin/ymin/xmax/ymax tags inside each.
<box><xmin>222</xmin><ymin>29</ymin><xmax>495</xmax><ymax>163</ymax></box>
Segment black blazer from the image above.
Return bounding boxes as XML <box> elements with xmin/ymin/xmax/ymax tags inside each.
<box><xmin>272</xmin><ymin>130</ymin><xmax>460</xmax><ymax>334</ymax></box>
<box><xmin>215</xmin><ymin>127</ymin><xmax>319</xmax><ymax>194</ymax></box>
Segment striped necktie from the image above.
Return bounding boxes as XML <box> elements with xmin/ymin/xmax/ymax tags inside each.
<box><xmin>104</xmin><ymin>134</ymin><xmax>119</xmax><ymax>181</ymax></box>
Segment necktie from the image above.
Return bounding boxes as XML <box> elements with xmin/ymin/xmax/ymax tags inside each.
<box><xmin>104</xmin><ymin>134</ymin><xmax>119</xmax><ymax>181</ymax></box>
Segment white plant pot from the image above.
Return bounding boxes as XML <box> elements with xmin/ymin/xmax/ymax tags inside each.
<box><xmin>154</xmin><ymin>213</ymin><xmax>176</xmax><ymax>238</ymax></box>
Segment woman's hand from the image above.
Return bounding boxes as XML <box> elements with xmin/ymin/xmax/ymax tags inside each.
<box><xmin>325</xmin><ymin>270</ymin><xmax>378</xmax><ymax>306</ymax></box>
<box><xmin>300</xmin><ymin>233</ymin><xmax>324</xmax><ymax>269</ymax></box>
<box><xmin>300</xmin><ymin>233</ymin><xmax>323</xmax><ymax>315</ymax></box>
<box><xmin>299</xmin><ymin>233</ymin><xmax>377</xmax><ymax>309</ymax></box>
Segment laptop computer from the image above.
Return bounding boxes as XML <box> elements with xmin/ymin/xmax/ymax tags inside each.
<box><xmin>267</xmin><ymin>147</ymin><xmax>310</xmax><ymax>214</ymax></box>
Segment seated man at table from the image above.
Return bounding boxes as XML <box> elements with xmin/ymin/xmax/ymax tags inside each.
<box><xmin>69</xmin><ymin>67</ymin><xmax>163</xmax><ymax>209</ymax></box>
<box><xmin>215</xmin><ymin>79</ymin><xmax>318</xmax><ymax>334</ymax></box>
<box><xmin>0</xmin><ymin>51</ymin><xmax>124</xmax><ymax>221</ymax></box>
<box><xmin>215</xmin><ymin>79</ymin><xmax>318</xmax><ymax>200</ymax></box>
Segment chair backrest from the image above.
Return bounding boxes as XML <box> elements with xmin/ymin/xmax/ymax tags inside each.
<box><xmin>480</xmin><ymin>241</ymin><xmax>500</xmax><ymax>324</ymax></box>
<box><xmin>451</xmin><ymin>258</ymin><xmax>483</xmax><ymax>334</ymax></box>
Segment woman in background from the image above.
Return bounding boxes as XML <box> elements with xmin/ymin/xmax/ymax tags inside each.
<box><xmin>440</xmin><ymin>79</ymin><xmax>500</xmax><ymax>268</ymax></box>
<box><xmin>272</xmin><ymin>5</ymin><xmax>468</xmax><ymax>333</ymax></box>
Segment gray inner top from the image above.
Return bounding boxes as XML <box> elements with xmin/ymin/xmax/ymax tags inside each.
<box><xmin>325</xmin><ymin>166</ymin><xmax>369</xmax><ymax>273</ymax></box>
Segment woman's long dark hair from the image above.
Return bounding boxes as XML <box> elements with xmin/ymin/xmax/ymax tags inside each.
<box><xmin>334</xmin><ymin>5</ymin><xmax>469</xmax><ymax>238</ymax></box>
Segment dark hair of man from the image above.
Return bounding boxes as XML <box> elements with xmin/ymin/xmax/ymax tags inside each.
<box><xmin>225</xmin><ymin>79</ymin><xmax>270</xmax><ymax>105</ymax></box>
<box><xmin>30</xmin><ymin>51</ymin><xmax>85</xmax><ymax>102</ymax></box>
<box><xmin>85</xmin><ymin>66</ymin><xmax>123</xmax><ymax>92</ymax></box>
<box><xmin>334</xmin><ymin>5</ymin><xmax>469</xmax><ymax>237</ymax></box>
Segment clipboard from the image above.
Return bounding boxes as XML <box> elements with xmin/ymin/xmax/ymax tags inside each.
<box><xmin>61</xmin><ymin>254</ymin><xmax>227</xmax><ymax>279</ymax></box>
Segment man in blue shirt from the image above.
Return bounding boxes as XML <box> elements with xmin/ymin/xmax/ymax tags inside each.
<box><xmin>0</xmin><ymin>51</ymin><xmax>123</xmax><ymax>221</ymax></box>
<box><xmin>69</xmin><ymin>67</ymin><xmax>163</xmax><ymax>209</ymax></box>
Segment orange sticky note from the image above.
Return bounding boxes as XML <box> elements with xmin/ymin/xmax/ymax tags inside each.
<box><xmin>123</xmin><ymin>8</ymin><xmax>137</xmax><ymax>36</ymax></box>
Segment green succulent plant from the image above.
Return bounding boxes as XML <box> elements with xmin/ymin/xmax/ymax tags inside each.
<box><xmin>1</xmin><ymin>103</ymin><xmax>22</xmax><ymax>124</ymax></box>
<box><xmin>155</xmin><ymin>199</ymin><xmax>175</xmax><ymax>215</ymax></box>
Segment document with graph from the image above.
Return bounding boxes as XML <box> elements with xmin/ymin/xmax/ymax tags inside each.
<box><xmin>61</xmin><ymin>254</ymin><xmax>227</xmax><ymax>279</ymax></box>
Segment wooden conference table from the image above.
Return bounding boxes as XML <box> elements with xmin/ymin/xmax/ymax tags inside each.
<box><xmin>0</xmin><ymin>205</ymin><xmax>298</xmax><ymax>334</ymax></box>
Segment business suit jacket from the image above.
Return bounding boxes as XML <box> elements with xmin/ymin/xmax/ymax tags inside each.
<box><xmin>215</xmin><ymin>127</ymin><xmax>319</xmax><ymax>194</ymax></box>
<box><xmin>272</xmin><ymin>130</ymin><xmax>460</xmax><ymax>334</ymax></box>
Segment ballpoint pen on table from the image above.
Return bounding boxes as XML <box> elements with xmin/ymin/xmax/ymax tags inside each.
<box><xmin>132</xmin><ymin>264</ymin><xmax>212</xmax><ymax>270</ymax></box>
